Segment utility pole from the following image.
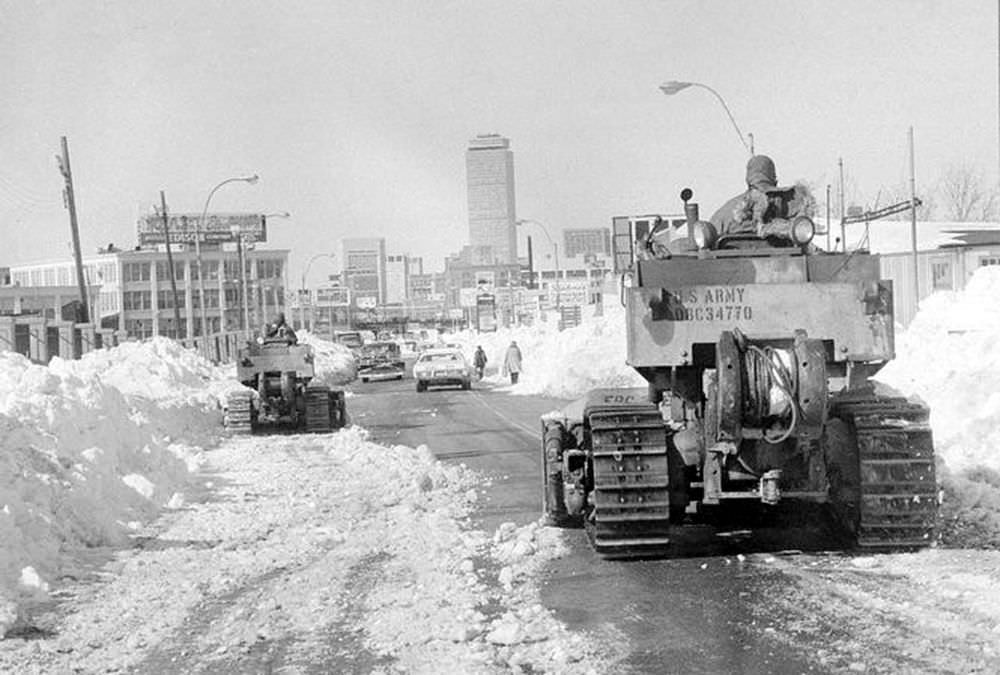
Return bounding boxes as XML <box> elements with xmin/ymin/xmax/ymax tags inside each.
<box><xmin>838</xmin><ymin>158</ymin><xmax>846</xmax><ymax>252</ymax></box>
<box><xmin>826</xmin><ymin>184</ymin><xmax>832</xmax><ymax>251</ymax></box>
<box><xmin>526</xmin><ymin>236</ymin><xmax>535</xmax><ymax>289</ymax></box>
<box><xmin>909</xmin><ymin>127</ymin><xmax>920</xmax><ymax>312</ymax></box>
<box><xmin>159</xmin><ymin>191</ymin><xmax>183</xmax><ymax>336</ymax></box>
<box><xmin>56</xmin><ymin>136</ymin><xmax>90</xmax><ymax>324</ymax></box>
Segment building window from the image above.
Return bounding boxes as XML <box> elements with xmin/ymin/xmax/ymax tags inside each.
<box><xmin>159</xmin><ymin>317</ymin><xmax>186</xmax><ymax>339</ymax></box>
<box><xmin>224</xmin><ymin>259</ymin><xmax>249</xmax><ymax>281</ymax></box>
<box><xmin>191</xmin><ymin>260</ymin><xmax>220</xmax><ymax>281</ymax></box>
<box><xmin>191</xmin><ymin>289</ymin><xmax>220</xmax><ymax>309</ymax></box>
<box><xmin>125</xmin><ymin>319</ymin><xmax>151</xmax><ymax>339</ymax></box>
<box><xmin>156</xmin><ymin>261</ymin><xmax>186</xmax><ymax>282</ymax></box>
<box><xmin>256</xmin><ymin>259</ymin><xmax>283</xmax><ymax>279</ymax></box>
<box><xmin>123</xmin><ymin>290</ymin><xmax>152</xmax><ymax>311</ymax></box>
<box><xmin>980</xmin><ymin>256</ymin><xmax>1000</xmax><ymax>267</ymax></box>
<box><xmin>157</xmin><ymin>289</ymin><xmax>186</xmax><ymax>309</ymax></box>
<box><xmin>123</xmin><ymin>262</ymin><xmax>151</xmax><ymax>282</ymax></box>
<box><xmin>931</xmin><ymin>260</ymin><xmax>953</xmax><ymax>290</ymax></box>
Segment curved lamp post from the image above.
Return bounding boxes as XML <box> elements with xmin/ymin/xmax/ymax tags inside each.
<box><xmin>301</xmin><ymin>252</ymin><xmax>337</xmax><ymax>291</ymax></box>
<box><xmin>516</xmin><ymin>219</ymin><xmax>560</xmax><ymax>312</ymax></box>
<box><xmin>659</xmin><ymin>80</ymin><xmax>753</xmax><ymax>155</ymax></box>
<box><xmin>300</xmin><ymin>252</ymin><xmax>337</xmax><ymax>331</ymax></box>
<box><xmin>195</xmin><ymin>174</ymin><xmax>259</xmax><ymax>338</ymax></box>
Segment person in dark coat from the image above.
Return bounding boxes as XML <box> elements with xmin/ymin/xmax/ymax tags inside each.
<box><xmin>473</xmin><ymin>345</ymin><xmax>488</xmax><ymax>379</ymax></box>
<box><xmin>710</xmin><ymin>155</ymin><xmax>814</xmax><ymax>238</ymax></box>
<box><xmin>265</xmin><ymin>313</ymin><xmax>298</xmax><ymax>344</ymax></box>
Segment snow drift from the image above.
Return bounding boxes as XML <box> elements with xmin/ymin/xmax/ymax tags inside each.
<box><xmin>876</xmin><ymin>266</ymin><xmax>1000</xmax><ymax>473</ymax></box>
<box><xmin>0</xmin><ymin>339</ymin><xmax>238</xmax><ymax>632</ymax></box>
<box><xmin>443</xmin><ymin>303</ymin><xmax>644</xmax><ymax>399</ymax></box>
<box><xmin>297</xmin><ymin>330</ymin><xmax>357</xmax><ymax>386</ymax></box>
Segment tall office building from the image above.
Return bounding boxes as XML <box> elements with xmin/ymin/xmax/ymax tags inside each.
<box><xmin>466</xmin><ymin>134</ymin><xmax>517</xmax><ymax>264</ymax></box>
<box><xmin>386</xmin><ymin>253</ymin><xmax>422</xmax><ymax>304</ymax></box>
<box><xmin>341</xmin><ymin>237</ymin><xmax>387</xmax><ymax>306</ymax></box>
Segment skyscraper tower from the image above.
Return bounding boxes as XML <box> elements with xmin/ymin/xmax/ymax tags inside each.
<box><xmin>466</xmin><ymin>134</ymin><xmax>517</xmax><ymax>264</ymax></box>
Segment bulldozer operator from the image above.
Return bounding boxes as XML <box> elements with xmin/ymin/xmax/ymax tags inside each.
<box><xmin>710</xmin><ymin>154</ymin><xmax>815</xmax><ymax>238</ymax></box>
<box><xmin>265</xmin><ymin>313</ymin><xmax>298</xmax><ymax>345</ymax></box>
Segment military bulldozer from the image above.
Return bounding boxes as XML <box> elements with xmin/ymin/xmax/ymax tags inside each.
<box><xmin>226</xmin><ymin>338</ymin><xmax>346</xmax><ymax>434</ymax></box>
<box><xmin>541</xmin><ymin>187</ymin><xmax>937</xmax><ymax>558</ymax></box>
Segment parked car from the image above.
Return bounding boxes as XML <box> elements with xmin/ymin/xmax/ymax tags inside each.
<box><xmin>334</xmin><ymin>331</ymin><xmax>364</xmax><ymax>352</ymax></box>
<box><xmin>358</xmin><ymin>361</ymin><xmax>405</xmax><ymax>383</ymax></box>
<box><xmin>357</xmin><ymin>341</ymin><xmax>405</xmax><ymax>383</ymax></box>
<box><xmin>412</xmin><ymin>348</ymin><xmax>472</xmax><ymax>392</ymax></box>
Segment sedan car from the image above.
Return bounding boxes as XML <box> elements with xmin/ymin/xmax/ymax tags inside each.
<box><xmin>358</xmin><ymin>361</ymin><xmax>405</xmax><ymax>383</ymax></box>
<box><xmin>412</xmin><ymin>348</ymin><xmax>472</xmax><ymax>392</ymax></box>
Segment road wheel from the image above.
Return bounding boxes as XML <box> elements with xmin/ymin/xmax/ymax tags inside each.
<box><xmin>462</xmin><ymin>380</ymin><xmax>471</xmax><ymax>390</ymax></box>
<box><xmin>361</xmin><ymin>377</ymin><xmax>369</xmax><ymax>383</ymax></box>
<box><xmin>416</xmin><ymin>380</ymin><xmax>426</xmax><ymax>392</ymax></box>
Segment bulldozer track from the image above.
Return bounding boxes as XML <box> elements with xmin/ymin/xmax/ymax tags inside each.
<box><xmin>586</xmin><ymin>407</ymin><xmax>672</xmax><ymax>557</ymax></box>
<box><xmin>226</xmin><ymin>390</ymin><xmax>253</xmax><ymax>435</ymax></box>
<box><xmin>831</xmin><ymin>394</ymin><xmax>937</xmax><ymax>550</ymax></box>
<box><xmin>304</xmin><ymin>385</ymin><xmax>334</xmax><ymax>433</ymax></box>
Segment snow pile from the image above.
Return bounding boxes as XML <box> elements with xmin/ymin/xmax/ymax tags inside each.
<box><xmin>875</xmin><ymin>266</ymin><xmax>1000</xmax><ymax>547</ymax></box>
<box><xmin>0</xmin><ymin>339</ymin><xmax>240</xmax><ymax>633</ymax></box>
<box><xmin>876</xmin><ymin>266</ymin><xmax>1000</xmax><ymax>472</ymax></box>
<box><xmin>444</xmin><ymin>303</ymin><xmax>644</xmax><ymax>399</ymax></box>
<box><xmin>296</xmin><ymin>330</ymin><xmax>357</xmax><ymax>386</ymax></box>
<box><xmin>320</xmin><ymin>428</ymin><xmax>615</xmax><ymax>672</ymax></box>
<box><xmin>2</xmin><ymin>429</ymin><xmax>617</xmax><ymax>672</ymax></box>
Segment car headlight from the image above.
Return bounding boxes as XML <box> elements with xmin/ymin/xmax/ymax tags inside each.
<box><xmin>791</xmin><ymin>216</ymin><xmax>815</xmax><ymax>245</ymax></box>
<box><xmin>692</xmin><ymin>221</ymin><xmax>718</xmax><ymax>250</ymax></box>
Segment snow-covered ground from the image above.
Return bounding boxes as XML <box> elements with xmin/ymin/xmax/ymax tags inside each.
<box><xmin>0</xmin><ymin>431</ymin><xmax>616</xmax><ymax>673</ymax></box>
<box><xmin>0</xmin><ymin>335</ymin><xmax>357</xmax><ymax>636</ymax></box>
<box><xmin>3</xmin><ymin>266</ymin><xmax>1000</xmax><ymax>667</ymax></box>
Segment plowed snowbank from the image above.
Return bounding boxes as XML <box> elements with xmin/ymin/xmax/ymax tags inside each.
<box><xmin>0</xmin><ymin>339</ymin><xmax>240</xmax><ymax>631</ymax></box>
<box><xmin>876</xmin><ymin>266</ymin><xmax>1000</xmax><ymax>472</ymax></box>
<box><xmin>297</xmin><ymin>330</ymin><xmax>357</xmax><ymax>386</ymax></box>
<box><xmin>444</xmin><ymin>304</ymin><xmax>644</xmax><ymax>399</ymax></box>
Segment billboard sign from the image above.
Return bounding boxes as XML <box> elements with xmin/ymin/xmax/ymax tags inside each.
<box><xmin>476</xmin><ymin>294</ymin><xmax>497</xmax><ymax>332</ymax></box>
<box><xmin>315</xmin><ymin>286</ymin><xmax>351</xmax><ymax>307</ymax></box>
<box><xmin>137</xmin><ymin>213</ymin><xmax>267</xmax><ymax>246</ymax></box>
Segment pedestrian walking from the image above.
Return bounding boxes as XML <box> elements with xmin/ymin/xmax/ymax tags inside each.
<box><xmin>473</xmin><ymin>345</ymin><xmax>487</xmax><ymax>380</ymax></box>
<box><xmin>502</xmin><ymin>340</ymin><xmax>522</xmax><ymax>385</ymax></box>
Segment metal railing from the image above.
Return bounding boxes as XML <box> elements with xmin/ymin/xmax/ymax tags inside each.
<box><xmin>0</xmin><ymin>315</ymin><xmax>253</xmax><ymax>365</ymax></box>
<box><xmin>182</xmin><ymin>330</ymin><xmax>254</xmax><ymax>364</ymax></box>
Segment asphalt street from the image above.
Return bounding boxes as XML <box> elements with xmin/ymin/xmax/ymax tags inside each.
<box><xmin>349</xmin><ymin>377</ymin><xmax>824</xmax><ymax>674</ymax></box>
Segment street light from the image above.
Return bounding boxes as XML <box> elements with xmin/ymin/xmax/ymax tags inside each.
<box><xmin>516</xmin><ymin>219</ymin><xmax>560</xmax><ymax>313</ymax></box>
<box><xmin>195</xmin><ymin>174</ymin><xmax>259</xmax><ymax>339</ymax></box>
<box><xmin>301</xmin><ymin>252</ymin><xmax>337</xmax><ymax>291</ymax></box>
<box><xmin>300</xmin><ymin>252</ymin><xmax>337</xmax><ymax>331</ymax></box>
<box><xmin>659</xmin><ymin>80</ymin><xmax>753</xmax><ymax>155</ymax></box>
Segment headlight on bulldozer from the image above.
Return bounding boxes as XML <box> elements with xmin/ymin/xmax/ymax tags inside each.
<box><xmin>692</xmin><ymin>221</ymin><xmax>719</xmax><ymax>250</ymax></box>
<box><xmin>791</xmin><ymin>216</ymin><xmax>816</xmax><ymax>245</ymax></box>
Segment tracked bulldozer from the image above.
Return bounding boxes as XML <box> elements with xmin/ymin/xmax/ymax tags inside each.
<box><xmin>541</xmin><ymin>184</ymin><xmax>937</xmax><ymax>558</ymax></box>
<box><xmin>226</xmin><ymin>338</ymin><xmax>346</xmax><ymax>434</ymax></box>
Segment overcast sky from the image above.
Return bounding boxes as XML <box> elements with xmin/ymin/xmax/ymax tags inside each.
<box><xmin>0</xmin><ymin>0</ymin><xmax>995</xmax><ymax>284</ymax></box>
